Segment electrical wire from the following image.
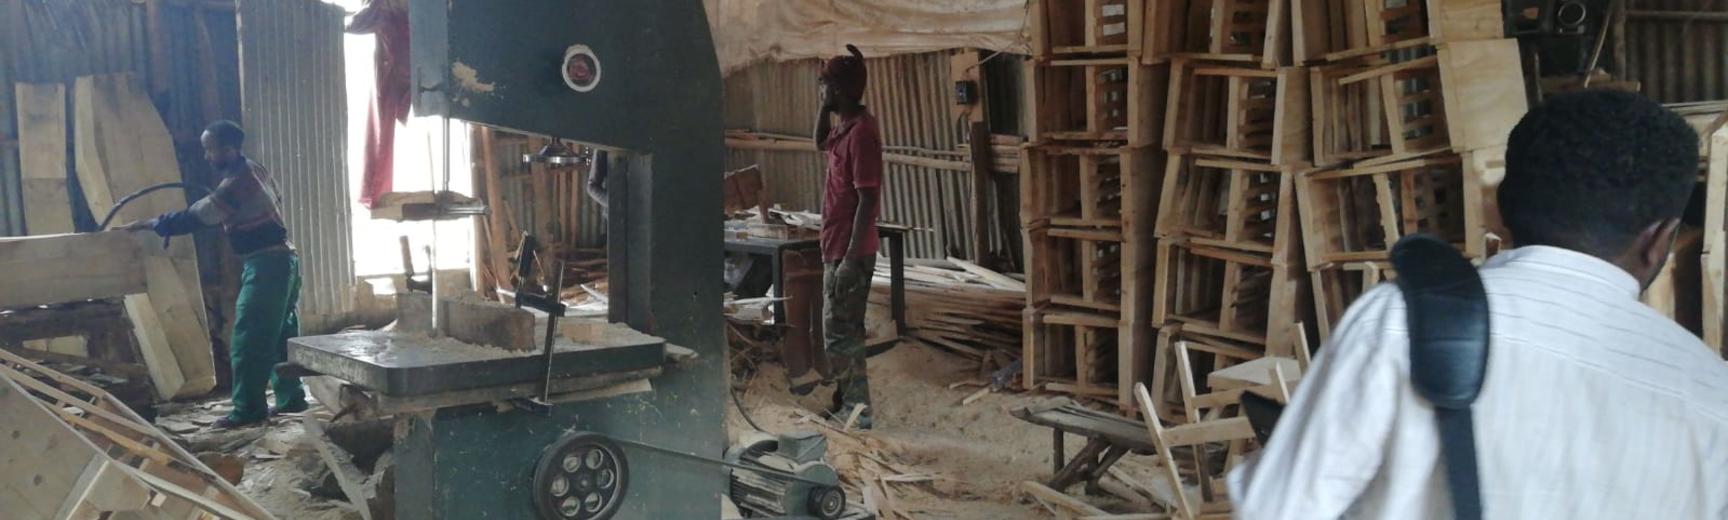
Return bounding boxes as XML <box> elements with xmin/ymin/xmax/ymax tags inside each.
<box><xmin>97</xmin><ymin>182</ymin><xmax>214</xmax><ymax>231</ymax></box>
<box><xmin>731</xmin><ymin>384</ymin><xmax>769</xmax><ymax>433</ymax></box>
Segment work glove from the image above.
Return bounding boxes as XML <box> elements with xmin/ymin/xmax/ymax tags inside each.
<box><xmin>115</xmin><ymin>219</ymin><xmax>157</xmax><ymax>232</ymax></box>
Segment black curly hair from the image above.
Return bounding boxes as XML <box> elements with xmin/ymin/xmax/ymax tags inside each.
<box><xmin>1499</xmin><ymin>90</ymin><xmax>1699</xmax><ymax>259</ymax></box>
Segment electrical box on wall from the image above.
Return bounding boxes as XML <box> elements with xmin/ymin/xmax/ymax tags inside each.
<box><xmin>954</xmin><ymin>80</ymin><xmax>979</xmax><ymax>105</ymax></box>
<box><xmin>948</xmin><ymin>50</ymin><xmax>987</xmax><ymax>123</ymax></box>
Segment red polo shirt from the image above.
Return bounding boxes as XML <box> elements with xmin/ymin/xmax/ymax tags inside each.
<box><xmin>821</xmin><ymin>110</ymin><xmax>884</xmax><ymax>262</ymax></box>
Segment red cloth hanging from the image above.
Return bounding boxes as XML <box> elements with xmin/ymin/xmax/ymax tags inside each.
<box><xmin>349</xmin><ymin>1</ymin><xmax>411</xmax><ymax>208</ymax></box>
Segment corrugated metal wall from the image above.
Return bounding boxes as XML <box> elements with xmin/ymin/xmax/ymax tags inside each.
<box><xmin>723</xmin><ymin>51</ymin><xmax>1024</xmax><ymax>262</ymax></box>
<box><xmin>237</xmin><ymin>0</ymin><xmax>353</xmax><ymax>319</ymax></box>
<box><xmin>1624</xmin><ymin>2</ymin><xmax>1728</xmax><ymax>103</ymax></box>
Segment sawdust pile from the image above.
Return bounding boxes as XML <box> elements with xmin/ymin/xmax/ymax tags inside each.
<box><xmin>729</xmin><ymin>341</ymin><xmax>1082</xmax><ymax>519</ymax></box>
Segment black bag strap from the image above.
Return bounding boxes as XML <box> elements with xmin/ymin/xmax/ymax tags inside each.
<box><xmin>1391</xmin><ymin>234</ymin><xmax>1490</xmax><ymax>520</ymax></box>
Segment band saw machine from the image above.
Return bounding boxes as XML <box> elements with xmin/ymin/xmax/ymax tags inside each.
<box><xmin>284</xmin><ymin>1</ymin><xmax>866</xmax><ymax>518</ymax></box>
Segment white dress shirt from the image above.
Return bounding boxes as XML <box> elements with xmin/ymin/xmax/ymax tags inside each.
<box><xmin>1227</xmin><ymin>246</ymin><xmax>1728</xmax><ymax>519</ymax></box>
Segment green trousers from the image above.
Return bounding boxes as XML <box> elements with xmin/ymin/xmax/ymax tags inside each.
<box><xmin>229</xmin><ymin>251</ymin><xmax>306</xmax><ymax>422</ymax></box>
<box><xmin>823</xmin><ymin>257</ymin><xmax>876</xmax><ymax>414</ymax></box>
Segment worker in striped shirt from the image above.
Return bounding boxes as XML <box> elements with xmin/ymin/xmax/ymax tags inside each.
<box><xmin>123</xmin><ymin>120</ymin><xmax>306</xmax><ymax>430</ymax></box>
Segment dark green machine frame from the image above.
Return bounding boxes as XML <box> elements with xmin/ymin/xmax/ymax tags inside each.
<box><xmin>402</xmin><ymin>1</ymin><xmax>725</xmax><ymax>517</ymax></box>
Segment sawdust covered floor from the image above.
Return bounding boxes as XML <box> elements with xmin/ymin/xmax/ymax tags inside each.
<box><xmin>155</xmin><ymin>397</ymin><xmax>366</xmax><ymax>519</ymax></box>
<box><xmin>157</xmin><ymin>345</ymin><xmax>1156</xmax><ymax>519</ymax></box>
<box><xmin>728</xmin><ymin>341</ymin><xmax>1152</xmax><ymax>519</ymax></box>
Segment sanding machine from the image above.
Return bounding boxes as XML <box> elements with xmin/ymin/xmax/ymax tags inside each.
<box><xmin>282</xmin><ymin>1</ymin><xmax>870</xmax><ymax>518</ymax></box>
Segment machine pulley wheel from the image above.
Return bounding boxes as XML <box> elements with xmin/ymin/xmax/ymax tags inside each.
<box><xmin>808</xmin><ymin>485</ymin><xmax>846</xmax><ymax>520</ymax></box>
<box><xmin>533</xmin><ymin>431</ymin><xmax>629</xmax><ymax>520</ymax></box>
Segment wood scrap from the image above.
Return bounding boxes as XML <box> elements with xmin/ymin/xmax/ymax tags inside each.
<box><xmin>0</xmin><ymin>348</ymin><xmax>273</xmax><ymax>519</ymax></box>
<box><xmin>1021</xmin><ymin>480</ymin><xmax>1110</xmax><ymax>517</ymax></box>
<box><xmin>869</xmin><ymin>262</ymin><xmax>1024</xmax><ymax>360</ymax></box>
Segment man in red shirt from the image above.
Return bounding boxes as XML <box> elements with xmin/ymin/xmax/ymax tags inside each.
<box><xmin>815</xmin><ymin>44</ymin><xmax>884</xmax><ymax>429</ymax></box>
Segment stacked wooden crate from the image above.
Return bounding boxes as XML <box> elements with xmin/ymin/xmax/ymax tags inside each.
<box><xmin>1291</xmin><ymin>0</ymin><xmax>1524</xmax><ymax>341</ymax></box>
<box><xmin>1146</xmin><ymin>0</ymin><xmax>1314</xmax><ymax>416</ymax></box>
<box><xmin>1021</xmin><ymin>0</ymin><xmax>1169</xmax><ymax>410</ymax></box>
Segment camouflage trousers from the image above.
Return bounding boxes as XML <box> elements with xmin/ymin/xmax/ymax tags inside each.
<box><xmin>824</xmin><ymin>256</ymin><xmax>876</xmax><ymax>414</ymax></box>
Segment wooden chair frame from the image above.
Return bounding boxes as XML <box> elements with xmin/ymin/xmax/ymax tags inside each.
<box><xmin>1293</xmin><ymin>0</ymin><xmax>1505</xmax><ymax>64</ymax></box>
<box><xmin>1309</xmin><ymin>261</ymin><xmax>1392</xmax><ymax>340</ymax></box>
<box><xmin>1031</xmin><ymin>58</ymin><xmax>1168</xmax><ymax>147</ymax></box>
<box><xmin>1164</xmin><ymin>59</ymin><xmax>1309</xmax><ymax>166</ymax></box>
<box><xmin>1295</xmin><ymin>155</ymin><xmax>1471</xmax><ymax>268</ymax></box>
<box><xmin>1035</xmin><ymin>0</ymin><xmax>1165</xmax><ymax>59</ymax></box>
<box><xmin>1157</xmin><ymin>155</ymin><xmax>1297</xmax><ymax>255</ymax></box>
<box><xmin>1025</xmin><ymin>309</ymin><xmax>1126</xmax><ymax>400</ymax></box>
<box><xmin>1167</xmin><ymin>0</ymin><xmax>1292</xmax><ymax>68</ymax></box>
<box><xmin>1024</xmin><ymin>146</ymin><xmax>1161</xmax><ymax>230</ymax></box>
<box><xmin>1134</xmin><ymin>382</ymin><xmax>1249</xmax><ymax>520</ymax></box>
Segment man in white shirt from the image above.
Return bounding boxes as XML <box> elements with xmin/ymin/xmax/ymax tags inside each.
<box><xmin>1227</xmin><ymin>90</ymin><xmax>1728</xmax><ymax>518</ymax></box>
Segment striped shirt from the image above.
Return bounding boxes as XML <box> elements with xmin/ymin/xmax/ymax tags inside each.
<box><xmin>1227</xmin><ymin>245</ymin><xmax>1728</xmax><ymax>519</ymax></box>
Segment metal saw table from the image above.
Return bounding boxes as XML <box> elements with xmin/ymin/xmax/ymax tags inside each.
<box><xmin>287</xmin><ymin>329</ymin><xmax>670</xmax><ymax>414</ymax></box>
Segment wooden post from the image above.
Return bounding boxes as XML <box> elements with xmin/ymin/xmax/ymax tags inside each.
<box><xmin>968</xmin><ymin>121</ymin><xmax>993</xmax><ymax>262</ymax></box>
<box><xmin>478</xmin><ymin>126</ymin><xmax>512</xmax><ymax>295</ymax></box>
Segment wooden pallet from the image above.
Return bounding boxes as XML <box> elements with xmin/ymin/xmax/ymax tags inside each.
<box><xmin>1164</xmin><ymin>59</ymin><xmax>1309</xmax><ymax>166</ymax></box>
<box><xmin>1152</xmin><ymin>240</ymin><xmax>1307</xmax><ymax>355</ymax></box>
<box><xmin>1030</xmin><ymin>58</ymin><xmax>1168</xmax><ymax>146</ymax></box>
<box><xmin>1156</xmin><ymin>155</ymin><xmax>1298</xmax><ymax>255</ymax></box>
<box><xmin>1295</xmin><ymin>154</ymin><xmax>1472</xmax><ymax>268</ymax></box>
<box><xmin>1167</xmin><ymin>0</ymin><xmax>1292</xmax><ymax>68</ymax></box>
<box><xmin>1293</xmin><ymin>0</ymin><xmax>1505</xmax><ymax>64</ymax></box>
<box><xmin>1034</xmin><ymin>0</ymin><xmax>1162</xmax><ymax>58</ymax></box>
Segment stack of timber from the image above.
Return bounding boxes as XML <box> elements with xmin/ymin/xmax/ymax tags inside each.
<box><xmin>3</xmin><ymin>74</ymin><xmax>216</xmax><ymax>401</ymax></box>
<box><xmin>869</xmin><ymin>260</ymin><xmax>1024</xmax><ymax>361</ymax></box>
<box><xmin>1148</xmin><ymin>0</ymin><xmax>1314</xmax><ymax>418</ymax></box>
<box><xmin>0</xmin><ymin>349</ymin><xmax>272</xmax><ymax>519</ymax></box>
<box><xmin>1023</xmin><ymin>0</ymin><xmax>1172</xmax><ymax>411</ymax></box>
<box><xmin>1293</xmin><ymin>1</ymin><xmax>1525</xmax><ymax>341</ymax></box>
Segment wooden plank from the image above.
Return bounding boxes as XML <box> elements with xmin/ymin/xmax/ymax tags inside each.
<box><xmin>1021</xmin><ymin>481</ymin><xmax>1110</xmax><ymax>516</ymax></box>
<box><xmin>72</xmin><ymin>74</ymin><xmax>214</xmax><ymax>399</ymax></box>
<box><xmin>1437</xmin><ymin>40</ymin><xmax>1528</xmax><ymax>153</ymax></box>
<box><xmin>968</xmin><ymin>121</ymin><xmax>993</xmax><ymax>260</ymax></box>
<box><xmin>1427</xmin><ymin>0</ymin><xmax>1504</xmax><ymax>42</ymax></box>
<box><xmin>15</xmin><ymin>83</ymin><xmax>73</xmax><ymax>235</ymax></box>
<box><xmin>396</xmin><ymin>293</ymin><xmax>537</xmax><ymax>351</ymax></box>
<box><xmin>0</xmin><ymin>232</ymin><xmax>147</xmax><ymax>309</ymax></box>
<box><xmin>947</xmin><ymin>256</ymin><xmax>1026</xmax><ymax>291</ymax></box>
